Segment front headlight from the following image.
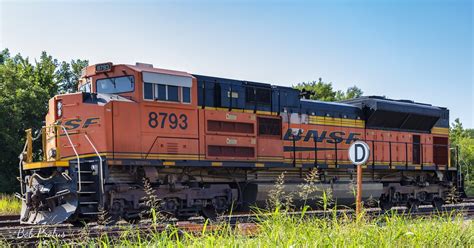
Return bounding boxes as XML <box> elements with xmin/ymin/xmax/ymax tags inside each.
<box><xmin>48</xmin><ymin>148</ymin><xmax>57</xmax><ymax>159</ymax></box>
<box><xmin>56</xmin><ymin>100</ymin><xmax>63</xmax><ymax>118</ymax></box>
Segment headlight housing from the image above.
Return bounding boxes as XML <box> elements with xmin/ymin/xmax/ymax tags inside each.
<box><xmin>48</xmin><ymin>148</ymin><xmax>57</xmax><ymax>159</ymax></box>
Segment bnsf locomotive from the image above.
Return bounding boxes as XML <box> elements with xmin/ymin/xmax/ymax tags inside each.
<box><xmin>18</xmin><ymin>62</ymin><xmax>457</xmax><ymax>224</ymax></box>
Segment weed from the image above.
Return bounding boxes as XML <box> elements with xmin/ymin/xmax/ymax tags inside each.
<box><xmin>0</xmin><ymin>194</ymin><xmax>21</xmax><ymax>215</ymax></box>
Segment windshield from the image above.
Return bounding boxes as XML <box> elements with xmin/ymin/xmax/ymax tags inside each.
<box><xmin>96</xmin><ymin>76</ymin><xmax>134</xmax><ymax>94</ymax></box>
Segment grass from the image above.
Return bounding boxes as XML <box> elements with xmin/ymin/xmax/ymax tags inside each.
<box><xmin>24</xmin><ymin>209</ymin><xmax>472</xmax><ymax>248</ymax></box>
<box><xmin>465</xmin><ymin>180</ymin><xmax>474</xmax><ymax>197</ymax></box>
<box><xmin>0</xmin><ymin>194</ymin><xmax>21</xmax><ymax>215</ymax></box>
<box><xmin>2</xmin><ymin>171</ymin><xmax>472</xmax><ymax>247</ymax></box>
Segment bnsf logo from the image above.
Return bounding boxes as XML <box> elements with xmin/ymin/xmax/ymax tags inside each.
<box><xmin>283</xmin><ymin>129</ymin><xmax>360</xmax><ymax>144</ymax></box>
<box><xmin>56</xmin><ymin>117</ymin><xmax>99</xmax><ymax>130</ymax></box>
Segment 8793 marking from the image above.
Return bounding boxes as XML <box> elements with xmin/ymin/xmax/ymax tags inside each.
<box><xmin>148</xmin><ymin>112</ymin><xmax>188</xmax><ymax>129</ymax></box>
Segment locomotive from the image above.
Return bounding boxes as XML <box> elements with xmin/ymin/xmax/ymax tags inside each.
<box><xmin>18</xmin><ymin>62</ymin><xmax>458</xmax><ymax>224</ymax></box>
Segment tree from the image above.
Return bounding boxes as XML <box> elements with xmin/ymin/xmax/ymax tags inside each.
<box><xmin>0</xmin><ymin>49</ymin><xmax>87</xmax><ymax>192</ymax></box>
<box><xmin>450</xmin><ymin>118</ymin><xmax>474</xmax><ymax>196</ymax></box>
<box><xmin>57</xmin><ymin>59</ymin><xmax>89</xmax><ymax>93</ymax></box>
<box><xmin>294</xmin><ymin>78</ymin><xmax>363</xmax><ymax>102</ymax></box>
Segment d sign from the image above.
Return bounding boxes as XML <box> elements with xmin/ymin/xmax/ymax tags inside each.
<box><xmin>348</xmin><ymin>141</ymin><xmax>370</xmax><ymax>165</ymax></box>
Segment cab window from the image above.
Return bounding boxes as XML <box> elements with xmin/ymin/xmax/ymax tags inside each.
<box><xmin>96</xmin><ymin>76</ymin><xmax>134</xmax><ymax>94</ymax></box>
<box><xmin>144</xmin><ymin>83</ymin><xmax>191</xmax><ymax>103</ymax></box>
<box><xmin>142</xmin><ymin>72</ymin><xmax>192</xmax><ymax>103</ymax></box>
<box><xmin>79</xmin><ymin>83</ymin><xmax>92</xmax><ymax>93</ymax></box>
<box><xmin>182</xmin><ymin>87</ymin><xmax>191</xmax><ymax>103</ymax></box>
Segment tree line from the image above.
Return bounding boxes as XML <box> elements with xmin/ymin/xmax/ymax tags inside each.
<box><xmin>0</xmin><ymin>49</ymin><xmax>87</xmax><ymax>192</ymax></box>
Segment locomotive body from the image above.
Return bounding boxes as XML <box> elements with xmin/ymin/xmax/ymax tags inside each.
<box><xmin>19</xmin><ymin>62</ymin><xmax>456</xmax><ymax>224</ymax></box>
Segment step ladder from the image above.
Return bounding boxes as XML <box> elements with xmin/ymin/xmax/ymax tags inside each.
<box><xmin>62</xmin><ymin>127</ymin><xmax>105</xmax><ymax>218</ymax></box>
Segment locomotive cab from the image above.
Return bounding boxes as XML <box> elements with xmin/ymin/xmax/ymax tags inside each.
<box><xmin>19</xmin><ymin>62</ymin><xmax>200</xmax><ymax>224</ymax></box>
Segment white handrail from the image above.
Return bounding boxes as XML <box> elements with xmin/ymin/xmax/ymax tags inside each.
<box><xmin>18</xmin><ymin>140</ymin><xmax>28</xmax><ymax>196</ymax></box>
<box><xmin>84</xmin><ymin>133</ymin><xmax>104</xmax><ymax>194</ymax></box>
<box><xmin>59</xmin><ymin>125</ymin><xmax>82</xmax><ymax>192</ymax></box>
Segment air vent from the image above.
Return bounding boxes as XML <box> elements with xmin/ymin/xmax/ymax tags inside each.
<box><xmin>167</xmin><ymin>143</ymin><xmax>179</xmax><ymax>153</ymax></box>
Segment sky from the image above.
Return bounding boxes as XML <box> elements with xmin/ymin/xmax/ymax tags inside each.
<box><xmin>1</xmin><ymin>0</ymin><xmax>473</xmax><ymax>127</ymax></box>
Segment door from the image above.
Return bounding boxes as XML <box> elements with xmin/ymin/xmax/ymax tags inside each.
<box><xmin>412</xmin><ymin>135</ymin><xmax>421</xmax><ymax>164</ymax></box>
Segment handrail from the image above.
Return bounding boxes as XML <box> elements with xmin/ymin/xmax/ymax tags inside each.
<box><xmin>84</xmin><ymin>133</ymin><xmax>104</xmax><ymax>194</ymax></box>
<box><xmin>293</xmin><ymin>135</ymin><xmax>451</xmax><ymax>167</ymax></box>
<box><xmin>18</xmin><ymin>139</ymin><xmax>28</xmax><ymax>196</ymax></box>
<box><xmin>59</xmin><ymin>125</ymin><xmax>82</xmax><ymax>192</ymax></box>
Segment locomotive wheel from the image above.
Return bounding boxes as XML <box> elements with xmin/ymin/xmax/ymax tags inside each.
<box><xmin>406</xmin><ymin>199</ymin><xmax>420</xmax><ymax>212</ymax></box>
<box><xmin>379</xmin><ymin>199</ymin><xmax>393</xmax><ymax>212</ymax></box>
<box><xmin>201</xmin><ymin>206</ymin><xmax>218</xmax><ymax>221</ymax></box>
<box><xmin>432</xmin><ymin>198</ymin><xmax>444</xmax><ymax>211</ymax></box>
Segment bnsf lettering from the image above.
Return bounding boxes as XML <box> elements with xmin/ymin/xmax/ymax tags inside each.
<box><xmin>283</xmin><ymin>129</ymin><xmax>360</xmax><ymax>144</ymax></box>
<box><xmin>57</xmin><ymin>117</ymin><xmax>100</xmax><ymax>130</ymax></box>
<box><xmin>63</xmin><ymin>119</ymin><xmax>81</xmax><ymax>130</ymax></box>
<box><xmin>148</xmin><ymin>112</ymin><xmax>188</xmax><ymax>130</ymax></box>
<box><xmin>82</xmin><ymin>117</ymin><xmax>100</xmax><ymax>128</ymax></box>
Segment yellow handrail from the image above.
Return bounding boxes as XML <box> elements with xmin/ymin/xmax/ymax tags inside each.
<box><xmin>55</xmin><ymin>125</ymin><xmax>61</xmax><ymax>160</ymax></box>
<box><xmin>26</xmin><ymin>129</ymin><xmax>32</xmax><ymax>163</ymax></box>
<box><xmin>42</xmin><ymin>127</ymin><xmax>46</xmax><ymax>160</ymax></box>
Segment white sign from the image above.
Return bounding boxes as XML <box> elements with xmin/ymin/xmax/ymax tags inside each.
<box><xmin>348</xmin><ymin>141</ymin><xmax>370</xmax><ymax>165</ymax></box>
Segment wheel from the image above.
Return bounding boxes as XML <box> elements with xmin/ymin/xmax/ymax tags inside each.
<box><xmin>432</xmin><ymin>198</ymin><xmax>444</xmax><ymax>211</ymax></box>
<box><xmin>379</xmin><ymin>199</ymin><xmax>393</xmax><ymax>212</ymax></box>
<box><xmin>124</xmin><ymin>216</ymin><xmax>141</xmax><ymax>224</ymax></box>
<box><xmin>201</xmin><ymin>206</ymin><xmax>218</xmax><ymax>221</ymax></box>
<box><xmin>406</xmin><ymin>199</ymin><xmax>419</xmax><ymax>212</ymax></box>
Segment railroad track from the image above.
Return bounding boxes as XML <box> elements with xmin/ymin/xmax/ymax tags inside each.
<box><xmin>0</xmin><ymin>215</ymin><xmax>20</xmax><ymax>228</ymax></box>
<box><xmin>1</xmin><ymin>201</ymin><xmax>473</xmax><ymax>246</ymax></box>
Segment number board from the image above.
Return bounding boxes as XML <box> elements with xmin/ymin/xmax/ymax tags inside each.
<box><xmin>95</xmin><ymin>63</ymin><xmax>112</xmax><ymax>73</ymax></box>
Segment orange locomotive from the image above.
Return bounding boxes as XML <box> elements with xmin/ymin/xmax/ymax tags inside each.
<box><xmin>19</xmin><ymin>62</ymin><xmax>457</xmax><ymax>224</ymax></box>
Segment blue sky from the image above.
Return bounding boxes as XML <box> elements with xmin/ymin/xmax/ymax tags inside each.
<box><xmin>1</xmin><ymin>0</ymin><xmax>472</xmax><ymax>127</ymax></box>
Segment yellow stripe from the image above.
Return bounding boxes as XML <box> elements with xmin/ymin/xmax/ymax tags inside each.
<box><xmin>23</xmin><ymin>160</ymin><xmax>69</xmax><ymax>170</ymax></box>
<box><xmin>431</xmin><ymin>127</ymin><xmax>449</xmax><ymax>135</ymax></box>
<box><xmin>212</xmin><ymin>162</ymin><xmax>223</xmax><ymax>167</ymax></box>
<box><xmin>163</xmin><ymin>161</ymin><xmax>175</xmax><ymax>166</ymax></box>
<box><xmin>255</xmin><ymin>163</ymin><xmax>265</xmax><ymax>167</ymax></box>
<box><xmin>308</xmin><ymin>116</ymin><xmax>365</xmax><ymax>128</ymax></box>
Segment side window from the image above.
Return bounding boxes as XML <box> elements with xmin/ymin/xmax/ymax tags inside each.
<box><xmin>142</xmin><ymin>72</ymin><xmax>192</xmax><ymax>103</ymax></box>
<box><xmin>182</xmin><ymin>87</ymin><xmax>191</xmax><ymax>103</ymax></box>
<box><xmin>79</xmin><ymin>83</ymin><xmax>92</xmax><ymax>93</ymax></box>
<box><xmin>168</xmin><ymin>85</ymin><xmax>179</xmax><ymax>102</ymax></box>
<box><xmin>157</xmin><ymin>84</ymin><xmax>166</xmax><ymax>100</ymax></box>
<box><xmin>144</xmin><ymin>83</ymin><xmax>153</xmax><ymax>100</ymax></box>
<box><xmin>143</xmin><ymin>83</ymin><xmax>191</xmax><ymax>103</ymax></box>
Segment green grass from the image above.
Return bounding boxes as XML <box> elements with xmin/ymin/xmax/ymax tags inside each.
<box><xmin>0</xmin><ymin>194</ymin><xmax>21</xmax><ymax>215</ymax></box>
<box><xmin>31</xmin><ymin>209</ymin><xmax>473</xmax><ymax>248</ymax></box>
<box><xmin>465</xmin><ymin>180</ymin><xmax>474</xmax><ymax>197</ymax></box>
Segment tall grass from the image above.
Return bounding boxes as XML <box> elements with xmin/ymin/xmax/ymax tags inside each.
<box><xmin>30</xmin><ymin>210</ymin><xmax>473</xmax><ymax>247</ymax></box>
<box><xmin>0</xmin><ymin>194</ymin><xmax>21</xmax><ymax>215</ymax></box>
<box><xmin>32</xmin><ymin>169</ymin><xmax>474</xmax><ymax>248</ymax></box>
<box><xmin>4</xmin><ymin>171</ymin><xmax>473</xmax><ymax>247</ymax></box>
